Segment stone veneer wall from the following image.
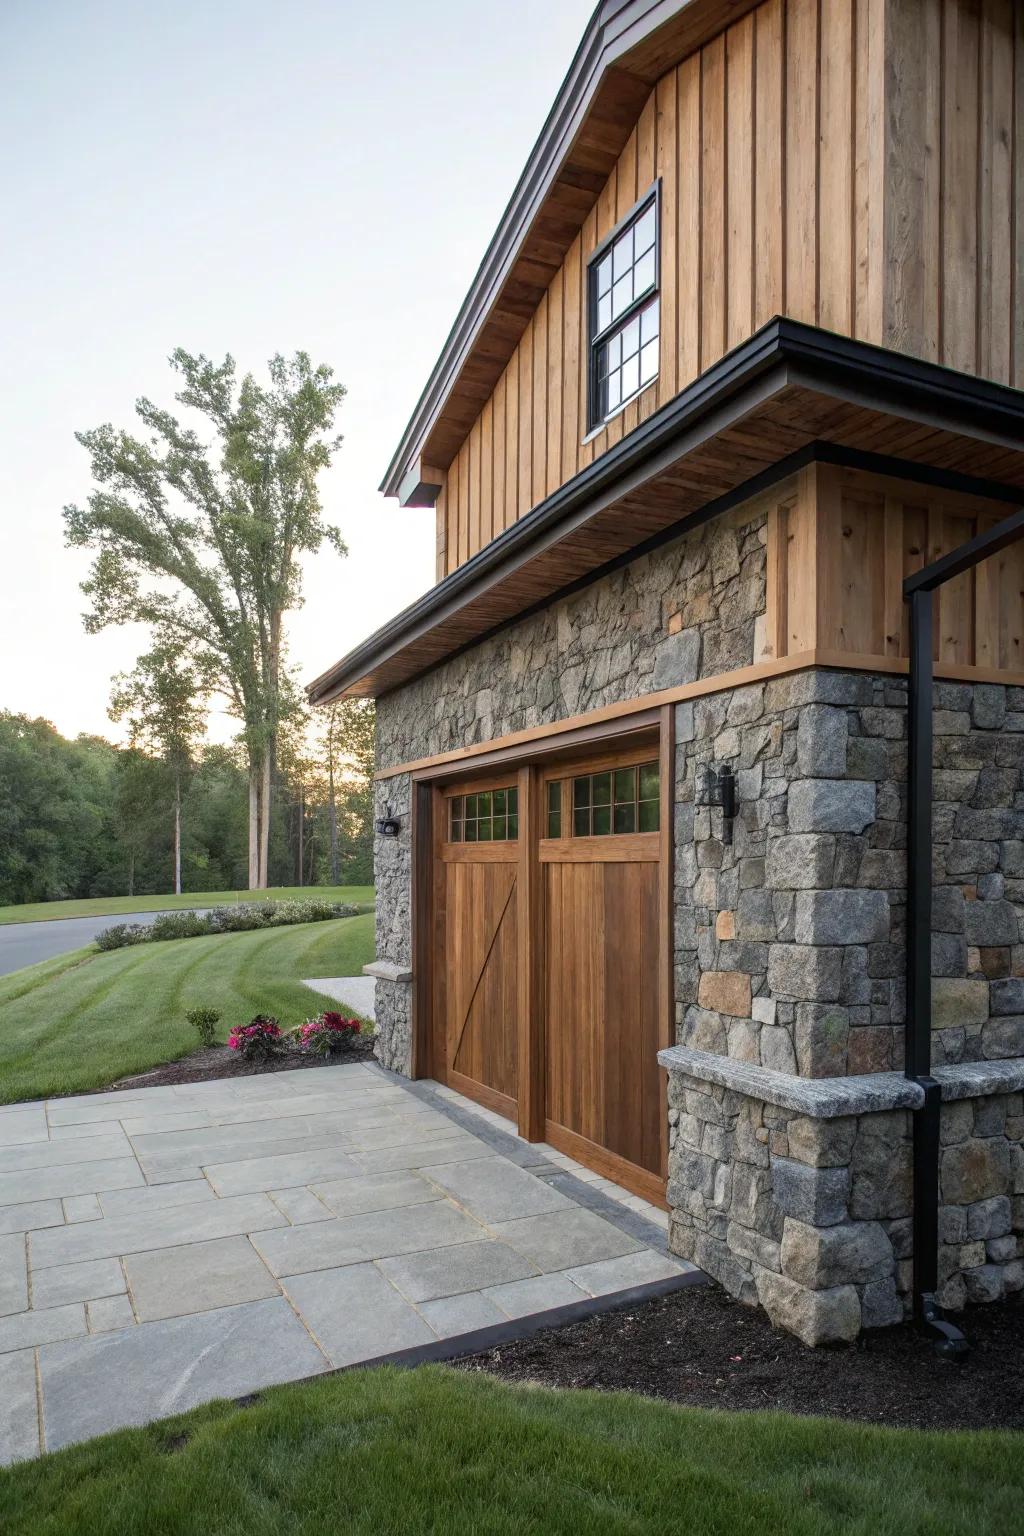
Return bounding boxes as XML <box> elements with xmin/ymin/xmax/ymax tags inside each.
<box><xmin>662</xmin><ymin>1053</ymin><xmax>1024</xmax><ymax>1342</ymax></box>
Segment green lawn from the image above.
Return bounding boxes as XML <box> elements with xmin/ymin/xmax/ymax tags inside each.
<box><xmin>1</xmin><ymin>1364</ymin><xmax>1018</xmax><ymax>1536</ymax></box>
<box><xmin>0</xmin><ymin>913</ymin><xmax>376</xmax><ymax>1104</ymax></box>
<box><xmin>0</xmin><ymin>886</ymin><xmax>375</xmax><ymax>925</ymax></box>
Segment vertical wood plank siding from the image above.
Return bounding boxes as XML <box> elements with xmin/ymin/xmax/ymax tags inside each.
<box><xmin>757</xmin><ymin>463</ymin><xmax>1024</xmax><ymax>671</ymax></box>
<box><xmin>437</xmin><ymin>0</ymin><xmax>1023</xmax><ymax>576</ymax></box>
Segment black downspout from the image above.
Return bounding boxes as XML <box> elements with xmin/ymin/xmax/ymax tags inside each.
<box><xmin>904</xmin><ymin>587</ymin><xmax>968</xmax><ymax>1359</ymax></box>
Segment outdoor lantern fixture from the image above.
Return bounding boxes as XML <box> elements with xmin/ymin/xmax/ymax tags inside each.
<box><xmin>696</xmin><ymin>762</ymin><xmax>737</xmax><ymax>844</ymax></box>
<box><xmin>375</xmin><ymin>809</ymin><xmax>401</xmax><ymax>839</ymax></box>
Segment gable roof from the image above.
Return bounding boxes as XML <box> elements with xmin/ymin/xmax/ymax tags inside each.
<box><xmin>381</xmin><ymin>0</ymin><xmax>761</xmax><ymax>504</ymax></box>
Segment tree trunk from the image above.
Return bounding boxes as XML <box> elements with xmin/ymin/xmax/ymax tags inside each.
<box><xmin>248</xmin><ymin>761</ymin><xmax>260</xmax><ymax>890</ymax></box>
<box><xmin>327</xmin><ymin>712</ymin><xmax>340</xmax><ymax>885</ymax></box>
<box><xmin>259</xmin><ymin>748</ymin><xmax>272</xmax><ymax>889</ymax></box>
<box><xmin>297</xmin><ymin>782</ymin><xmax>304</xmax><ymax>887</ymax></box>
<box><xmin>174</xmin><ymin>772</ymin><xmax>182</xmax><ymax>896</ymax></box>
<box><xmin>128</xmin><ymin>850</ymin><xmax>135</xmax><ymax>899</ymax></box>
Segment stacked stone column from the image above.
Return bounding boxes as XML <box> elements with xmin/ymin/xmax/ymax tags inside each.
<box><xmin>663</xmin><ymin>666</ymin><xmax>1024</xmax><ymax>1342</ymax></box>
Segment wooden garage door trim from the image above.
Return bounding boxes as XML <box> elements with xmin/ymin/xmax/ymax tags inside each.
<box><xmin>410</xmin><ymin>705</ymin><xmax>674</xmax><ymax>1201</ymax></box>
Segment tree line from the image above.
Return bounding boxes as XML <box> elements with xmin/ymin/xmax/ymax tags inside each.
<box><xmin>0</xmin><ymin>702</ymin><xmax>373</xmax><ymax>908</ymax></box>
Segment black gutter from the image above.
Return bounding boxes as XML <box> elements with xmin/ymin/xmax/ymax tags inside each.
<box><xmin>902</xmin><ymin>505</ymin><xmax>1024</xmax><ymax>1359</ymax></box>
<box><xmin>310</xmin><ymin>318</ymin><xmax>1024</xmax><ymax>704</ymax></box>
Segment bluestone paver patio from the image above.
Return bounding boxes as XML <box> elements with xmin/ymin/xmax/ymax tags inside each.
<box><xmin>0</xmin><ymin>1062</ymin><xmax>696</xmax><ymax>1462</ymax></box>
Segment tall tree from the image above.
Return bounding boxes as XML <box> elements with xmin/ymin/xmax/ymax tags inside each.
<box><xmin>63</xmin><ymin>349</ymin><xmax>347</xmax><ymax>888</ymax></box>
<box><xmin>324</xmin><ymin>699</ymin><xmax>375</xmax><ymax>884</ymax></box>
<box><xmin>108</xmin><ymin>645</ymin><xmax>211</xmax><ymax>894</ymax></box>
<box><xmin>111</xmin><ymin>747</ymin><xmax>167</xmax><ymax>897</ymax></box>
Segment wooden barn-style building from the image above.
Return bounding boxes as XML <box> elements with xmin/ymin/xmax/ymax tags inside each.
<box><xmin>310</xmin><ymin>0</ymin><xmax>1024</xmax><ymax>1344</ymax></box>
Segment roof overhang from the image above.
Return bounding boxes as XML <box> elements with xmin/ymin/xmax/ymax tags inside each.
<box><xmin>310</xmin><ymin>320</ymin><xmax>1024</xmax><ymax>705</ymax></box>
<box><xmin>382</xmin><ymin>0</ymin><xmax>763</xmax><ymax>504</ymax></box>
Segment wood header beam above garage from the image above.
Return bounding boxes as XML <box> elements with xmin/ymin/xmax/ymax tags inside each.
<box><xmin>380</xmin><ymin>0</ymin><xmax>761</xmax><ymax>502</ymax></box>
<box><xmin>307</xmin><ymin>320</ymin><xmax>1024</xmax><ymax>706</ymax></box>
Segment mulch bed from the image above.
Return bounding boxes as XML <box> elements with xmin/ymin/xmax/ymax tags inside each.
<box><xmin>453</xmin><ymin>1282</ymin><xmax>1024</xmax><ymax>1432</ymax></box>
<box><xmin>103</xmin><ymin>1037</ymin><xmax>377</xmax><ymax>1092</ymax></box>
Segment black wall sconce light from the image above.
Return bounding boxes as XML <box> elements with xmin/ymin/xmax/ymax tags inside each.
<box><xmin>696</xmin><ymin>763</ymin><xmax>737</xmax><ymax>844</ymax></box>
<box><xmin>375</xmin><ymin>809</ymin><xmax>401</xmax><ymax>838</ymax></box>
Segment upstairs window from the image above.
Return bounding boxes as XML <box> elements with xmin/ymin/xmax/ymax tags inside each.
<box><xmin>587</xmin><ymin>187</ymin><xmax>660</xmax><ymax>430</ymax></box>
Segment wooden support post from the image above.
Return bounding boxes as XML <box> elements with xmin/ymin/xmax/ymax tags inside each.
<box><xmin>658</xmin><ymin>705</ymin><xmax>675</xmax><ymax>1178</ymax></box>
<box><xmin>517</xmin><ymin>763</ymin><xmax>546</xmax><ymax>1141</ymax></box>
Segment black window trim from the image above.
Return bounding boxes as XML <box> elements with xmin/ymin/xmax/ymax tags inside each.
<box><xmin>586</xmin><ymin>179</ymin><xmax>662</xmax><ymax>433</ymax></box>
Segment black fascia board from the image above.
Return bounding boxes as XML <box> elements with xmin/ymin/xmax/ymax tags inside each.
<box><xmin>309</xmin><ymin>319</ymin><xmax>1024</xmax><ymax>704</ymax></box>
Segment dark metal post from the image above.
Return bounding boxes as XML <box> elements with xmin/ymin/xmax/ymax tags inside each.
<box><xmin>905</xmin><ymin>588</ymin><xmax>933</xmax><ymax>1085</ymax></box>
<box><xmin>904</xmin><ymin>586</ymin><xmax>966</xmax><ymax>1356</ymax></box>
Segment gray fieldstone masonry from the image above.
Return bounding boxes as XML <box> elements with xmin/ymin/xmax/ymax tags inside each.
<box><xmin>369</xmin><ymin>484</ymin><xmax>1024</xmax><ymax>1341</ymax></box>
<box><xmin>659</xmin><ymin>1046</ymin><xmax>1024</xmax><ymax>1343</ymax></box>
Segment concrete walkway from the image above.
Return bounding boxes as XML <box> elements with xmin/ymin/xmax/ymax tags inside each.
<box><xmin>304</xmin><ymin>974</ymin><xmax>377</xmax><ymax>1021</ymax></box>
<box><xmin>0</xmin><ymin>1065</ymin><xmax>693</xmax><ymax>1462</ymax></box>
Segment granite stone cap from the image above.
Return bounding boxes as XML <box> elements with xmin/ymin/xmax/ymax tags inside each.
<box><xmin>363</xmin><ymin>960</ymin><xmax>413</xmax><ymax>984</ymax></box>
<box><xmin>932</xmin><ymin>1059</ymin><xmax>1024</xmax><ymax>1102</ymax></box>
<box><xmin>659</xmin><ymin>1046</ymin><xmax>1024</xmax><ymax>1117</ymax></box>
<box><xmin>658</xmin><ymin>1046</ymin><xmax>923</xmax><ymax>1117</ymax></box>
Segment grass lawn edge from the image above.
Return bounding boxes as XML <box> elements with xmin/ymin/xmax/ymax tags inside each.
<box><xmin>0</xmin><ymin>1363</ymin><xmax>1019</xmax><ymax>1535</ymax></box>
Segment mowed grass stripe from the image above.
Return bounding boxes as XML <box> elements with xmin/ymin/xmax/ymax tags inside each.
<box><xmin>0</xmin><ymin>913</ymin><xmax>376</xmax><ymax>1104</ymax></box>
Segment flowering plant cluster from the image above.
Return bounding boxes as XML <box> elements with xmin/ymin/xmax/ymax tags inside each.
<box><xmin>227</xmin><ymin>1015</ymin><xmax>283</xmax><ymax>1062</ymax></box>
<box><xmin>299</xmin><ymin>1011</ymin><xmax>362</xmax><ymax>1058</ymax></box>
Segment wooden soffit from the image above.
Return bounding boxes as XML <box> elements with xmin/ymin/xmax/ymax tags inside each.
<box><xmin>310</xmin><ymin>321</ymin><xmax>1024</xmax><ymax>705</ymax></box>
<box><xmin>381</xmin><ymin>0</ymin><xmax>762</xmax><ymax>500</ymax></box>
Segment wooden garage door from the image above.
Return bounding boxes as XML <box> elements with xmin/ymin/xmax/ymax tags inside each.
<box><xmin>541</xmin><ymin>754</ymin><xmax>666</xmax><ymax>1202</ymax></box>
<box><xmin>434</xmin><ymin>779</ymin><xmax>520</xmax><ymax>1120</ymax></box>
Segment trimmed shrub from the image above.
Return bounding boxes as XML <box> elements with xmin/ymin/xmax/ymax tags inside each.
<box><xmin>94</xmin><ymin>923</ymin><xmax>146</xmax><ymax>951</ymax></box>
<box><xmin>148</xmin><ymin>911</ymin><xmax>213</xmax><ymax>942</ymax></box>
<box><xmin>95</xmin><ymin>899</ymin><xmax>365</xmax><ymax>952</ymax></box>
<box><xmin>186</xmin><ymin>1006</ymin><xmax>221</xmax><ymax>1048</ymax></box>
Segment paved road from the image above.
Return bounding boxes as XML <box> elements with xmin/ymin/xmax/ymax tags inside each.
<box><xmin>0</xmin><ymin>910</ymin><xmax>213</xmax><ymax>978</ymax></box>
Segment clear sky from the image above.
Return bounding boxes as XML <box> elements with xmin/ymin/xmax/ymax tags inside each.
<box><xmin>0</xmin><ymin>0</ymin><xmax>594</xmax><ymax>742</ymax></box>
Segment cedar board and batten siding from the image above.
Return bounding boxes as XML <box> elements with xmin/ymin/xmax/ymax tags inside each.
<box><xmin>434</xmin><ymin>0</ymin><xmax>1024</xmax><ymax>582</ymax></box>
<box><xmin>755</xmin><ymin>463</ymin><xmax>1024</xmax><ymax>672</ymax></box>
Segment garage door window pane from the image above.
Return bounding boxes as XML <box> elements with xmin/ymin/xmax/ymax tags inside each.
<box><xmin>568</xmin><ymin>760</ymin><xmax>658</xmax><ymax>838</ymax></box>
<box><xmin>614</xmin><ymin>767</ymin><xmax>636</xmax><ymax>804</ymax></box>
<box><xmin>547</xmin><ymin>780</ymin><xmax>562</xmax><ymax>838</ymax></box>
<box><xmin>451</xmin><ymin>785</ymin><xmax>519</xmax><ymax>842</ymax></box>
<box><xmin>592</xmin><ymin>805</ymin><xmax>611</xmax><ymax>836</ymax></box>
